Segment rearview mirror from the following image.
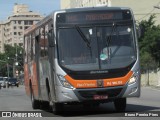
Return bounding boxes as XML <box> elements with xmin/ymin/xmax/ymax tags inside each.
<box><xmin>48</xmin><ymin>30</ymin><xmax>55</xmax><ymax>47</ymax></box>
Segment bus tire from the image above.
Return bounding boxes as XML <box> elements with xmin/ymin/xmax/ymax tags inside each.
<box><xmin>40</xmin><ymin>101</ymin><xmax>50</xmax><ymax>110</ymax></box>
<box><xmin>52</xmin><ymin>102</ymin><xmax>64</xmax><ymax>114</ymax></box>
<box><xmin>48</xmin><ymin>91</ymin><xmax>63</xmax><ymax>114</ymax></box>
<box><xmin>30</xmin><ymin>87</ymin><xmax>40</xmax><ymax>109</ymax></box>
<box><xmin>114</xmin><ymin>98</ymin><xmax>126</xmax><ymax>112</ymax></box>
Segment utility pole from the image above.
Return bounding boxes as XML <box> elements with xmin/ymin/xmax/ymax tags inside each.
<box><xmin>15</xmin><ymin>44</ymin><xmax>18</xmax><ymax>63</ymax></box>
<box><xmin>15</xmin><ymin>45</ymin><xmax>18</xmax><ymax>78</ymax></box>
<box><xmin>7</xmin><ymin>63</ymin><xmax>9</xmax><ymax>78</ymax></box>
<box><xmin>8</xmin><ymin>57</ymin><xmax>16</xmax><ymax>77</ymax></box>
<box><xmin>0</xmin><ymin>60</ymin><xmax>9</xmax><ymax>78</ymax></box>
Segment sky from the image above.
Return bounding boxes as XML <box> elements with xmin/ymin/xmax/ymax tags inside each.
<box><xmin>0</xmin><ymin>0</ymin><xmax>60</xmax><ymax>21</ymax></box>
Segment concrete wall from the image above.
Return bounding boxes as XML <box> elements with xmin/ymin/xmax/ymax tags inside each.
<box><xmin>141</xmin><ymin>70</ymin><xmax>160</xmax><ymax>86</ymax></box>
<box><xmin>111</xmin><ymin>0</ymin><xmax>160</xmax><ymax>25</ymax></box>
<box><xmin>61</xmin><ymin>0</ymin><xmax>160</xmax><ymax>24</ymax></box>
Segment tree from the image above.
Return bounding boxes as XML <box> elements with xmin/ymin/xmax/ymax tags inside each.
<box><xmin>0</xmin><ymin>44</ymin><xmax>23</xmax><ymax>77</ymax></box>
<box><xmin>138</xmin><ymin>14</ymin><xmax>160</xmax><ymax>72</ymax></box>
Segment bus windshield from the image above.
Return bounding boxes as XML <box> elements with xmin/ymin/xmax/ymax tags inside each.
<box><xmin>57</xmin><ymin>24</ymin><xmax>136</xmax><ymax>71</ymax></box>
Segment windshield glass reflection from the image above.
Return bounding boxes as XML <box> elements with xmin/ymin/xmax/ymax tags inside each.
<box><xmin>57</xmin><ymin>25</ymin><xmax>136</xmax><ymax>71</ymax></box>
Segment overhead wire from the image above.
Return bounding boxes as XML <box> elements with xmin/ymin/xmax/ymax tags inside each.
<box><xmin>137</xmin><ymin>0</ymin><xmax>160</xmax><ymax>21</ymax></box>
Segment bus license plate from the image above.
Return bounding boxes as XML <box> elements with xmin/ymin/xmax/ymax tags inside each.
<box><xmin>93</xmin><ymin>95</ymin><xmax>108</xmax><ymax>100</ymax></box>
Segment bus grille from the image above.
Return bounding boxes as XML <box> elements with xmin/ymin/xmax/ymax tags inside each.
<box><xmin>78</xmin><ymin>88</ymin><xmax>123</xmax><ymax>99</ymax></box>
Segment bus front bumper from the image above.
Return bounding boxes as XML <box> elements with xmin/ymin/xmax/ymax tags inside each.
<box><xmin>55</xmin><ymin>80</ymin><xmax>140</xmax><ymax>103</ymax></box>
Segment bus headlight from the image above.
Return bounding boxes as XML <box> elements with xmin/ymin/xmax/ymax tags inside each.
<box><xmin>128</xmin><ymin>75</ymin><xmax>137</xmax><ymax>85</ymax></box>
<box><xmin>57</xmin><ymin>75</ymin><xmax>73</xmax><ymax>89</ymax></box>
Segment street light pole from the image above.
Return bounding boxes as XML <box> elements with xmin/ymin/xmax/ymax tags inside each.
<box><xmin>15</xmin><ymin>44</ymin><xmax>18</xmax><ymax>62</ymax></box>
<box><xmin>0</xmin><ymin>60</ymin><xmax>9</xmax><ymax>78</ymax></box>
<box><xmin>8</xmin><ymin>57</ymin><xmax>16</xmax><ymax>77</ymax></box>
<box><xmin>7</xmin><ymin>63</ymin><xmax>9</xmax><ymax>78</ymax></box>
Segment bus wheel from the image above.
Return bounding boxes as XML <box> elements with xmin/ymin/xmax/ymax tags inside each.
<box><xmin>48</xmin><ymin>92</ymin><xmax>63</xmax><ymax>114</ymax></box>
<box><xmin>30</xmin><ymin>87</ymin><xmax>40</xmax><ymax>109</ymax></box>
<box><xmin>52</xmin><ymin>103</ymin><xmax>64</xmax><ymax>114</ymax></box>
<box><xmin>40</xmin><ymin>101</ymin><xmax>49</xmax><ymax>110</ymax></box>
<box><xmin>114</xmin><ymin>98</ymin><xmax>126</xmax><ymax>112</ymax></box>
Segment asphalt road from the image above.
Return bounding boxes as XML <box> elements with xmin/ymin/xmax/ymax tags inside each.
<box><xmin>0</xmin><ymin>85</ymin><xmax>160</xmax><ymax>120</ymax></box>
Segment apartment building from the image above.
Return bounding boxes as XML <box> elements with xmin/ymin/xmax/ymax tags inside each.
<box><xmin>0</xmin><ymin>22</ymin><xmax>5</xmax><ymax>53</ymax></box>
<box><xmin>60</xmin><ymin>0</ymin><xmax>160</xmax><ymax>24</ymax></box>
<box><xmin>61</xmin><ymin>0</ymin><xmax>71</xmax><ymax>9</ymax></box>
<box><xmin>61</xmin><ymin>0</ymin><xmax>111</xmax><ymax>8</ymax></box>
<box><xmin>0</xmin><ymin>3</ymin><xmax>43</xmax><ymax>53</ymax></box>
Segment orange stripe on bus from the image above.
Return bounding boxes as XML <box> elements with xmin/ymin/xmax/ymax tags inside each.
<box><xmin>65</xmin><ymin>71</ymin><xmax>133</xmax><ymax>89</ymax></box>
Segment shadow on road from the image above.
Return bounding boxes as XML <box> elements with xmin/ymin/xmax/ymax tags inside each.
<box><xmin>40</xmin><ymin>103</ymin><xmax>160</xmax><ymax>117</ymax></box>
<box><xmin>126</xmin><ymin>104</ymin><xmax>160</xmax><ymax>112</ymax></box>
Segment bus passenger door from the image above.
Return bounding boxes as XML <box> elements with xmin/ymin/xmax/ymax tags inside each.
<box><xmin>35</xmin><ymin>35</ymin><xmax>41</xmax><ymax>99</ymax></box>
<box><xmin>47</xmin><ymin>26</ymin><xmax>56</xmax><ymax>102</ymax></box>
<box><xmin>35</xmin><ymin>32</ymin><xmax>50</xmax><ymax>101</ymax></box>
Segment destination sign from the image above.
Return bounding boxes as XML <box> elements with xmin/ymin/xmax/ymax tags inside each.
<box><xmin>57</xmin><ymin>10</ymin><xmax>132</xmax><ymax>24</ymax></box>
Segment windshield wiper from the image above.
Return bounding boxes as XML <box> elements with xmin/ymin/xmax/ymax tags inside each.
<box><xmin>105</xmin><ymin>23</ymin><xmax>117</xmax><ymax>59</ymax></box>
<box><xmin>75</xmin><ymin>25</ymin><xmax>91</xmax><ymax>49</ymax></box>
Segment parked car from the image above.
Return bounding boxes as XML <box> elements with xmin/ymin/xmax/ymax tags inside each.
<box><xmin>0</xmin><ymin>77</ymin><xmax>3</xmax><ymax>88</ymax></box>
<box><xmin>7</xmin><ymin>78</ymin><xmax>19</xmax><ymax>88</ymax></box>
<box><xmin>3</xmin><ymin>77</ymin><xmax>8</xmax><ymax>88</ymax></box>
<box><xmin>0</xmin><ymin>77</ymin><xmax>1</xmax><ymax>89</ymax></box>
<box><xmin>0</xmin><ymin>77</ymin><xmax>6</xmax><ymax>88</ymax></box>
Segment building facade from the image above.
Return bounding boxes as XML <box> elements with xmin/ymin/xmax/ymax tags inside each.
<box><xmin>60</xmin><ymin>0</ymin><xmax>160</xmax><ymax>24</ymax></box>
<box><xmin>61</xmin><ymin>0</ymin><xmax>111</xmax><ymax>9</ymax></box>
<box><xmin>61</xmin><ymin>0</ymin><xmax>71</xmax><ymax>9</ymax></box>
<box><xmin>0</xmin><ymin>22</ymin><xmax>5</xmax><ymax>53</ymax></box>
<box><xmin>0</xmin><ymin>3</ymin><xmax>43</xmax><ymax>53</ymax></box>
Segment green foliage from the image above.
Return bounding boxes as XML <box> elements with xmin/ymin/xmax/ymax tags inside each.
<box><xmin>0</xmin><ymin>44</ymin><xmax>23</xmax><ymax>77</ymax></box>
<box><xmin>138</xmin><ymin>14</ymin><xmax>160</xmax><ymax>72</ymax></box>
<box><xmin>140</xmin><ymin>52</ymin><xmax>157</xmax><ymax>72</ymax></box>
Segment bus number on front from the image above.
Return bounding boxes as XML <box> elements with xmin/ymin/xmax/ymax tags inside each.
<box><xmin>106</xmin><ymin>81</ymin><xmax>123</xmax><ymax>86</ymax></box>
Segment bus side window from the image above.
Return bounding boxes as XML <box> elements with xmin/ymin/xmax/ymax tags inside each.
<box><xmin>30</xmin><ymin>34</ymin><xmax>33</xmax><ymax>60</ymax></box>
<box><xmin>44</xmin><ymin>24</ymin><xmax>49</xmax><ymax>57</ymax></box>
<box><xmin>48</xmin><ymin>22</ymin><xmax>54</xmax><ymax>47</ymax></box>
<box><xmin>24</xmin><ymin>36</ymin><xmax>28</xmax><ymax>63</ymax></box>
<box><xmin>35</xmin><ymin>35</ymin><xmax>40</xmax><ymax>59</ymax></box>
<box><xmin>32</xmin><ymin>33</ymin><xmax>36</xmax><ymax>60</ymax></box>
<box><xmin>28</xmin><ymin>35</ymin><xmax>32</xmax><ymax>62</ymax></box>
<box><xmin>40</xmin><ymin>27</ymin><xmax>45</xmax><ymax>57</ymax></box>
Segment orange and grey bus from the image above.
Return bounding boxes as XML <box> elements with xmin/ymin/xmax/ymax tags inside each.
<box><xmin>24</xmin><ymin>7</ymin><xmax>141</xmax><ymax>114</ymax></box>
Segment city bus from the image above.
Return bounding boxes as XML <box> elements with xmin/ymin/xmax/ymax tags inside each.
<box><xmin>24</xmin><ymin>7</ymin><xmax>141</xmax><ymax>113</ymax></box>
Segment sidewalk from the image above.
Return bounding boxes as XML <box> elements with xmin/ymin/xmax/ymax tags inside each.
<box><xmin>151</xmin><ymin>85</ymin><xmax>160</xmax><ymax>90</ymax></box>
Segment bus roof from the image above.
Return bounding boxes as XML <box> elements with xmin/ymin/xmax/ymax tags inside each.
<box><xmin>63</xmin><ymin>6</ymin><xmax>131</xmax><ymax>12</ymax></box>
<box><xmin>24</xmin><ymin>6</ymin><xmax>132</xmax><ymax>35</ymax></box>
